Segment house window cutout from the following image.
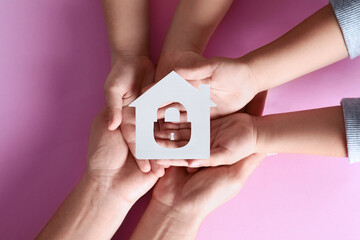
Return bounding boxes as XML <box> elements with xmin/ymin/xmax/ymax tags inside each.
<box><xmin>129</xmin><ymin>71</ymin><xmax>216</xmax><ymax>160</ymax></box>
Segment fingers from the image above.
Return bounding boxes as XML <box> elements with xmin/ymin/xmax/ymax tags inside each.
<box><xmin>155</xmin><ymin>139</ymin><xmax>189</xmax><ymax>149</ymax></box>
<box><xmin>230</xmin><ymin>153</ymin><xmax>266</xmax><ymax>181</ymax></box>
<box><xmin>135</xmin><ymin>158</ymin><xmax>151</xmax><ymax>173</ymax></box>
<box><xmin>107</xmin><ymin>107</ymin><xmax>122</xmax><ymax>131</ymax></box>
<box><xmin>155</xmin><ymin>159</ymin><xmax>189</xmax><ymax>167</ymax></box>
<box><xmin>154</xmin><ymin>128</ymin><xmax>191</xmax><ymax>142</ymax></box>
<box><xmin>150</xmin><ymin>161</ymin><xmax>166</xmax><ymax>178</ymax></box>
<box><xmin>175</xmin><ymin>58</ymin><xmax>218</xmax><ymax>81</ymax></box>
<box><xmin>105</xmin><ymin>86</ymin><xmax>124</xmax><ymax>130</ymax></box>
<box><xmin>161</xmin><ymin>122</ymin><xmax>191</xmax><ymax>130</ymax></box>
<box><xmin>187</xmin><ymin>147</ymin><xmax>233</xmax><ymax>168</ymax></box>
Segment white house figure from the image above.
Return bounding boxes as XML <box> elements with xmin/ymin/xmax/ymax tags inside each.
<box><xmin>129</xmin><ymin>71</ymin><xmax>216</xmax><ymax>159</ymax></box>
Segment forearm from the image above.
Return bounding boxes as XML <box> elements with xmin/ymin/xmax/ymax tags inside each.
<box><xmin>256</xmin><ymin>106</ymin><xmax>347</xmax><ymax>157</ymax></box>
<box><xmin>130</xmin><ymin>199</ymin><xmax>203</xmax><ymax>240</ymax></box>
<box><xmin>243</xmin><ymin>4</ymin><xmax>348</xmax><ymax>92</ymax></box>
<box><xmin>36</xmin><ymin>174</ymin><xmax>132</xmax><ymax>240</ymax></box>
<box><xmin>102</xmin><ymin>0</ymin><xmax>149</xmax><ymax>57</ymax></box>
<box><xmin>162</xmin><ymin>0</ymin><xmax>233</xmax><ymax>54</ymax></box>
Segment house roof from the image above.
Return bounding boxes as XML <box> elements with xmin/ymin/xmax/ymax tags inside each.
<box><xmin>129</xmin><ymin>71</ymin><xmax>216</xmax><ymax>107</ymax></box>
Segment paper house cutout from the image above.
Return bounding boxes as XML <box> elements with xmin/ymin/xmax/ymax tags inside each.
<box><xmin>129</xmin><ymin>71</ymin><xmax>216</xmax><ymax>159</ymax></box>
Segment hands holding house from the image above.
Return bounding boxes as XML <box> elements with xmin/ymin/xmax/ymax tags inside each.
<box><xmin>37</xmin><ymin>0</ymin><xmax>360</xmax><ymax>239</ymax></box>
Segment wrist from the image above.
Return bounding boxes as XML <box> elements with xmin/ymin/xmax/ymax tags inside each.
<box><xmin>254</xmin><ymin>115</ymin><xmax>269</xmax><ymax>154</ymax></box>
<box><xmin>149</xmin><ymin>199</ymin><xmax>205</xmax><ymax>229</ymax></box>
<box><xmin>160</xmin><ymin>49</ymin><xmax>201</xmax><ymax>61</ymax></box>
<box><xmin>110</xmin><ymin>51</ymin><xmax>149</xmax><ymax>66</ymax></box>
<box><xmin>236</xmin><ymin>57</ymin><xmax>262</xmax><ymax>95</ymax></box>
<box><xmin>81</xmin><ymin>173</ymin><xmax>134</xmax><ymax>208</ymax></box>
<box><xmin>131</xmin><ymin>199</ymin><xmax>203</xmax><ymax>240</ymax></box>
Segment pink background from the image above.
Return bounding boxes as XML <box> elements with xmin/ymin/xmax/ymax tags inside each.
<box><xmin>1</xmin><ymin>0</ymin><xmax>360</xmax><ymax>239</ymax></box>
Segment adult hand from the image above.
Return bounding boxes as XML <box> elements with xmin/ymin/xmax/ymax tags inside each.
<box><xmin>37</xmin><ymin>110</ymin><xmax>160</xmax><ymax>240</ymax></box>
<box><xmin>153</xmin><ymin>153</ymin><xmax>263</xmax><ymax>216</ymax></box>
<box><xmin>130</xmin><ymin>153</ymin><xmax>264</xmax><ymax>240</ymax></box>
<box><xmin>120</xmin><ymin>105</ymin><xmax>168</xmax><ymax>176</ymax></box>
<box><xmin>87</xmin><ymin>109</ymin><xmax>161</xmax><ymax>203</ymax></box>
<box><xmin>104</xmin><ymin>54</ymin><xmax>154</xmax><ymax>130</ymax></box>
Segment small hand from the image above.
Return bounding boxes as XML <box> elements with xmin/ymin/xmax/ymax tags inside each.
<box><xmin>155</xmin><ymin>50</ymin><xmax>205</xmax><ymax>82</ymax></box>
<box><xmin>87</xmin><ymin>109</ymin><xmax>160</xmax><ymax>204</ymax></box>
<box><xmin>154</xmin><ymin>113</ymin><xmax>258</xmax><ymax>168</ymax></box>
<box><xmin>175</xmin><ymin>57</ymin><xmax>260</xmax><ymax>118</ymax></box>
<box><xmin>104</xmin><ymin>55</ymin><xmax>154</xmax><ymax>130</ymax></box>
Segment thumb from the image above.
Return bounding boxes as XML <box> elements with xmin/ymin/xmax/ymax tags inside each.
<box><xmin>188</xmin><ymin>148</ymin><xmax>231</xmax><ymax>167</ymax></box>
<box><xmin>175</xmin><ymin>58</ymin><xmax>218</xmax><ymax>80</ymax></box>
<box><xmin>105</xmin><ymin>90</ymin><xmax>124</xmax><ymax>130</ymax></box>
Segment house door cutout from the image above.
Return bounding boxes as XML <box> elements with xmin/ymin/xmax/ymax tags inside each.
<box><xmin>154</xmin><ymin>102</ymin><xmax>191</xmax><ymax>148</ymax></box>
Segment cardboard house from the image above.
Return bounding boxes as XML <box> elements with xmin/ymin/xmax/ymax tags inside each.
<box><xmin>129</xmin><ymin>71</ymin><xmax>216</xmax><ymax>159</ymax></box>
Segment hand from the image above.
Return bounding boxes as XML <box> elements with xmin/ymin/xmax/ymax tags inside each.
<box><xmin>104</xmin><ymin>54</ymin><xmax>154</xmax><ymax>130</ymax></box>
<box><xmin>175</xmin><ymin>57</ymin><xmax>260</xmax><ymax>118</ymax></box>
<box><xmin>154</xmin><ymin>113</ymin><xmax>258</xmax><ymax>168</ymax></box>
<box><xmin>152</xmin><ymin>153</ymin><xmax>264</xmax><ymax>224</ymax></box>
<box><xmin>130</xmin><ymin>154</ymin><xmax>264</xmax><ymax>240</ymax></box>
<box><xmin>105</xmin><ymin>55</ymin><xmax>165</xmax><ymax>175</ymax></box>
<box><xmin>36</xmin><ymin>110</ymin><xmax>160</xmax><ymax>240</ymax></box>
<box><xmin>87</xmin><ymin>109</ymin><xmax>160</xmax><ymax>204</ymax></box>
<box><xmin>156</xmin><ymin>50</ymin><xmax>205</xmax><ymax>82</ymax></box>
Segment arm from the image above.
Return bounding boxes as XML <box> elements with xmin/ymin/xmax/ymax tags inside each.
<box><xmin>256</xmin><ymin>106</ymin><xmax>347</xmax><ymax>157</ymax></box>
<box><xmin>245</xmin><ymin>4</ymin><xmax>348</xmax><ymax>92</ymax></box>
<box><xmin>36</xmin><ymin>175</ymin><xmax>132</xmax><ymax>240</ymax></box>
<box><xmin>175</xmin><ymin>4</ymin><xmax>351</xmax><ymax>118</ymax></box>
<box><xmin>36</xmin><ymin>111</ymin><xmax>159</xmax><ymax>239</ymax></box>
<box><xmin>130</xmin><ymin>200</ymin><xmax>202</xmax><ymax>240</ymax></box>
<box><xmin>156</xmin><ymin>106</ymin><xmax>349</xmax><ymax>167</ymax></box>
<box><xmin>162</xmin><ymin>0</ymin><xmax>233</xmax><ymax>55</ymax></box>
<box><xmin>102</xmin><ymin>0</ymin><xmax>153</xmax><ymax>130</ymax></box>
<box><xmin>102</xmin><ymin>0</ymin><xmax>157</xmax><ymax>173</ymax></box>
<box><xmin>156</xmin><ymin>0</ymin><xmax>233</xmax><ymax>80</ymax></box>
<box><xmin>102</xmin><ymin>0</ymin><xmax>149</xmax><ymax>57</ymax></box>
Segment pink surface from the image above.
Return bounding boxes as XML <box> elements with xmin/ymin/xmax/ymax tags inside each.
<box><xmin>1</xmin><ymin>0</ymin><xmax>360</xmax><ymax>239</ymax></box>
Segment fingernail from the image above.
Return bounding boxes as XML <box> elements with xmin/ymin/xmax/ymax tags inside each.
<box><xmin>266</xmin><ymin>153</ymin><xmax>278</xmax><ymax>156</ymax></box>
<box><xmin>190</xmin><ymin>161</ymin><xmax>200</xmax><ymax>167</ymax></box>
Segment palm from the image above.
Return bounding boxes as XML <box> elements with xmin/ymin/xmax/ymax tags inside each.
<box><xmin>153</xmin><ymin>113</ymin><xmax>256</xmax><ymax>167</ymax></box>
<box><xmin>175</xmin><ymin>57</ymin><xmax>259</xmax><ymax>118</ymax></box>
<box><xmin>153</xmin><ymin>154</ymin><xmax>262</xmax><ymax>217</ymax></box>
<box><xmin>87</xmin><ymin>111</ymin><xmax>158</xmax><ymax>204</ymax></box>
<box><xmin>209</xmin><ymin>62</ymin><xmax>255</xmax><ymax>117</ymax></box>
<box><xmin>105</xmin><ymin>55</ymin><xmax>154</xmax><ymax>106</ymax></box>
<box><xmin>209</xmin><ymin>113</ymin><xmax>256</xmax><ymax>165</ymax></box>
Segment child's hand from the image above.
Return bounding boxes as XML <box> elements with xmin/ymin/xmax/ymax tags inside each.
<box><xmin>192</xmin><ymin>113</ymin><xmax>258</xmax><ymax>167</ymax></box>
<box><xmin>154</xmin><ymin>113</ymin><xmax>259</xmax><ymax>167</ymax></box>
<box><xmin>104</xmin><ymin>55</ymin><xmax>154</xmax><ymax>130</ymax></box>
<box><xmin>155</xmin><ymin>50</ymin><xmax>205</xmax><ymax>82</ymax></box>
<box><xmin>175</xmin><ymin>57</ymin><xmax>260</xmax><ymax>118</ymax></box>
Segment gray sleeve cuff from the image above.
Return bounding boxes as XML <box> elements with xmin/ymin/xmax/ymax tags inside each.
<box><xmin>330</xmin><ymin>0</ymin><xmax>360</xmax><ymax>59</ymax></box>
<box><xmin>341</xmin><ymin>98</ymin><xmax>360</xmax><ymax>163</ymax></box>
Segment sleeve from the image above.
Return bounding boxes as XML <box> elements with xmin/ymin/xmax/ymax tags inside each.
<box><xmin>330</xmin><ymin>0</ymin><xmax>360</xmax><ymax>59</ymax></box>
<box><xmin>341</xmin><ymin>98</ymin><xmax>360</xmax><ymax>163</ymax></box>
